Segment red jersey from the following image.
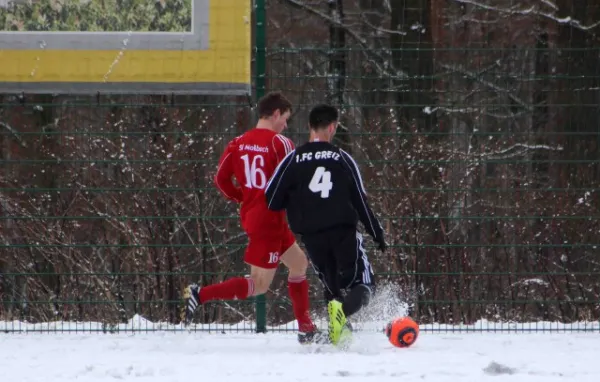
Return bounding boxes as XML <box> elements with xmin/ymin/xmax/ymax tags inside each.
<box><xmin>214</xmin><ymin>128</ymin><xmax>294</xmax><ymax>236</ymax></box>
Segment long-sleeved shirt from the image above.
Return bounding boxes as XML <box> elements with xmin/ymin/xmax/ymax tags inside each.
<box><xmin>265</xmin><ymin>140</ymin><xmax>384</xmax><ymax>242</ymax></box>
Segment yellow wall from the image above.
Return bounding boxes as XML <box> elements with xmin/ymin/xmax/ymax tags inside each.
<box><xmin>0</xmin><ymin>0</ymin><xmax>250</xmax><ymax>85</ymax></box>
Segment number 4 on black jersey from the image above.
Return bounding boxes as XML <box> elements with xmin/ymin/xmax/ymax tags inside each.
<box><xmin>264</xmin><ymin>141</ymin><xmax>385</xmax><ymax>249</ymax></box>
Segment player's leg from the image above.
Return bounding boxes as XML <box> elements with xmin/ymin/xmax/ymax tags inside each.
<box><xmin>182</xmin><ymin>274</ymin><xmax>257</xmax><ymax>325</ymax></box>
<box><xmin>301</xmin><ymin>231</ymin><xmax>349</xmax><ymax>345</ymax></box>
<box><xmin>279</xmin><ymin>230</ymin><xmax>320</xmax><ymax>341</ymax></box>
<box><xmin>181</xmin><ymin>234</ymin><xmax>278</xmax><ymax>325</ymax></box>
<box><xmin>300</xmin><ymin>234</ymin><xmax>340</xmax><ymax>345</ymax></box>
<box><xmin>311</xmin><ymin>228</ymin><xmax>372</xmax><ymax>346</ymax></box>
<box><xmin>336</xmin><ymin>230</ymin><xmax>375</xmax><ymax>318</ymax></box>
<box><xmin>302</xmin><ymin>231</ymin><xmax>345</xmax><ymax>301</ymax></box>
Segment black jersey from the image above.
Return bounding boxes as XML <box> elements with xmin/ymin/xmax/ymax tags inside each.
<box><xmin>264</xmin><ymin>141</ymin><xmax>384</xmax><ymax>243</ymax></box>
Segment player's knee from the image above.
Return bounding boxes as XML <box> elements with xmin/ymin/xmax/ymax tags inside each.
<box><xmin>249</xmin><ymin>268</ymin><xmax>276</xmax><ymax>296</ymax></box>
<box><xmin>280</xmin><ymin>244</ymin><xmax>308</xmax><ymax>276</ymax></box>
<box><xmin>248</xmin><ymin>275</ymin><xmax>270</xmax><ymax>295</ymax></box>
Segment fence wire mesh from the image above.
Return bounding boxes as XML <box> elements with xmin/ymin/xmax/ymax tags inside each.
<box><xmin>1</xmin><ymin>0</ymin><xmax>600</xmax><ymax>333</ymax></box>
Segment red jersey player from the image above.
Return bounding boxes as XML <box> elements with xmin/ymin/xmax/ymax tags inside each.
<box><xmin>182</xmin><ymin>92</ymin><xmax>322</xmax><ymax>344</ymax></box>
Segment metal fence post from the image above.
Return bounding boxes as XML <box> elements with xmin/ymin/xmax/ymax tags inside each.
<box><xmin>254</xmin><ymin>0</ymin><xmax>267</xmax><ymax>334</ymax></box>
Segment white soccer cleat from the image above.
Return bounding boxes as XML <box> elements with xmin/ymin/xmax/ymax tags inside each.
<box><xmin>181</xmin><ymin>283</ymin><xmax>201</xmax><ymax>326</ymax></box>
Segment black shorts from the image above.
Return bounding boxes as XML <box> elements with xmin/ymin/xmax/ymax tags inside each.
<box><xmin>301</xmin><ymin>226</ymin><xmax>375</xmax><ymax>301</ymax></box>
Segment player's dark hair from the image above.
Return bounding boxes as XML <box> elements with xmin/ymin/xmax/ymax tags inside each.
<box><xmin>308</xmin><ymin>104</ymin><xmax>338</xmax><ymax>130</ymax></box>
<box><xmin>257</xmin><ymin>91</ymin><xmax>292</xmax><ymax>118</ymax></box>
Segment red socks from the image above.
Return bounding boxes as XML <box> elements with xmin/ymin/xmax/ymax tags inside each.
<box><xmin>198</xmin><ymin>275</ymin><xmax>315</xmax><ymax>333</ymax></box>
<box><xmin>288</xmin><ymin>275</ymin><xmax>315</xmax><ymax>332</ymax></box>
<box><xmin>199</xmin><ymin>277</ymin><xmax>254</xmax><ymax>303</ymax></box>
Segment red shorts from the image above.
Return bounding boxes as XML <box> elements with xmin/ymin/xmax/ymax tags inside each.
<box><xmin>244</xmin><ymin>228</ymin><xmax>296</xmax><ymax>269</ymax></box>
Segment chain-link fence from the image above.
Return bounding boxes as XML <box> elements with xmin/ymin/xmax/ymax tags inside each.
<box><xmin>1</xmin><ymin>0</ymin><xmax>599</xmax><ymax>333</ymax></box>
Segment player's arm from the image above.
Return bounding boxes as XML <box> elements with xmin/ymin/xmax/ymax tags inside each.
<box><xmin>213</xmin><ymin>142</ymin><xmax>243</xmax><ymax>203</ymax></box>
<box><xmin>339</xmin><ymin>149</ymin><xmax>387</xmax><ymax>251</ymax></box>
<box><xmin>265</xmin><ymin>150</ymin><xmax>296</xmax><ymax>211</ymax></box>
<box><xmin>272</xmin><ymin>134</ymin><xmax>295</xmax><ymax>163</ymax></box>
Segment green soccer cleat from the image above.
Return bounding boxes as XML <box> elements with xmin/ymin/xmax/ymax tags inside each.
<box><xmin>327</xmin><ymin>300</ymin><xmax>352</xmax><ymax>346</ymax></box>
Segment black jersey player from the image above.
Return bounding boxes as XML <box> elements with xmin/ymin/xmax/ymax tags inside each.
<box><xmin>265</xmin><ymin>104</ymin><xmax>387</xmax><ymax>345</ymax></box>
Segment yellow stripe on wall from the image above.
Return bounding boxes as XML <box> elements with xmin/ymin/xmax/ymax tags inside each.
<box><xmin>0</xmin><ymin>0</ymin><xmax>251</xmax><ymax>85</ymax></box>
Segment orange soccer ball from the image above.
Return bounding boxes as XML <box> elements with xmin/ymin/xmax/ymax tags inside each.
<box><xmin>385</xmin><ymin>317</ymin><xmax>419</xmax><ymax>348</ymax></box>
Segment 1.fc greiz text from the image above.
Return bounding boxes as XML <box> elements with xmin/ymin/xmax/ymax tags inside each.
<box><xmin>296</xmin><ymin>150</ymin><xmax>341</xmax><ymax>163</ymax></box>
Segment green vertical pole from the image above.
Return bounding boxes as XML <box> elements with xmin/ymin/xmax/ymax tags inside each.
<box><xmin>254</xmin><ymin>0</ymin><xmax>267</xmax><ymax>334</ymax></box>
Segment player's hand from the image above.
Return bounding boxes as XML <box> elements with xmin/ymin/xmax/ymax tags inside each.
<box><xmin>375</xmin><ymin>238</ymin><xmax>387</xmax><ymax>252</ymax></box>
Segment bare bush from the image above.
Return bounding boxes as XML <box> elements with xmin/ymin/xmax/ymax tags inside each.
<box><xmin>1</xmin><ymin>0</ymin><xmax>599</xmax><ymax>327</ymax></box>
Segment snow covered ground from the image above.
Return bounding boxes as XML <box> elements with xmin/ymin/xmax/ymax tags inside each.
<box><xmin>2</xmin><ymin>321</ymin><xmax>599</xmax><ymax>382</ymax></box>
<box><xmin>2</xmin><ymin>284</ymin><xmax>600</xmax><ymax>382</ymax></box>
